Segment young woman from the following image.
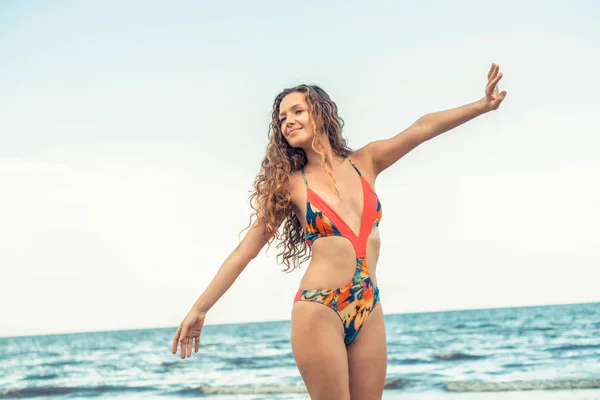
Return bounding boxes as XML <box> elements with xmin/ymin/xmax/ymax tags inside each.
<box><xmin>172</xmin><ymin>63</ymin><xmax>507</xmax><ymax>399</ymax></box>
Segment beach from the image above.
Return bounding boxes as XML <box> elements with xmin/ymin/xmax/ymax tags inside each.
<box><xmin>1</xmin><ymin>303</ymin><xmax>599</xmax><ymax>399</ymax></box>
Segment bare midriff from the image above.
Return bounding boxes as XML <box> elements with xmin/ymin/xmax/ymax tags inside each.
<box><xmin>298</xmin><ymin>230</ymin><xmax>381</xmax><ymax>290</ymax></box>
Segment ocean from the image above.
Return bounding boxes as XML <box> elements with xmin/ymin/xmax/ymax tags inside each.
<box><xmin>1</xmin><ymin>302</ymin><xmax>599</xmax><ymax>399</ymax></box>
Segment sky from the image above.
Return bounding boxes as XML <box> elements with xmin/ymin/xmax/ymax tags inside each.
<box><xmin>1</xmin><ymin>0</ymin><xmax>599</xmax><ymax>338</ymax></box>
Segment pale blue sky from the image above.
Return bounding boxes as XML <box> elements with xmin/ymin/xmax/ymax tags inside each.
<box><xmin>1</xmin><ymin>1</ymin><xmax>599</xmax><ymax>337</ymax></box>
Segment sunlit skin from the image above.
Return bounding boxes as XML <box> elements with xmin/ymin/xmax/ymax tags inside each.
<box><xmin>172</xmin><ymin>63</ymin><xmax>507</xmax><ymax>399</ymax></box>
<box><xmin>280</xmin><ymin>91</ymin><xmax>388</xmax><ymax>400</ymax></box>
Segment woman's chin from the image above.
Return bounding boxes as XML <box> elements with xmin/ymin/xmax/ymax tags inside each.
<box><xmin>289</xmin><ymin>136</ymin><xmax>312</xmax><ymax>149</ymax></box>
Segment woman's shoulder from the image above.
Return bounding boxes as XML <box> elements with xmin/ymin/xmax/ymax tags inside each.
<box><xmin>348</xmin><ymin>146</ymin><xmax>378</xmax><ymax>182</ymax></box>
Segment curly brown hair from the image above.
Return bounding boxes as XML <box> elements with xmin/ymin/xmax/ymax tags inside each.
<box><xmin>244</xmin><ymin>84</ymin><xmax>353</xmax><ymax>272</ymax></box>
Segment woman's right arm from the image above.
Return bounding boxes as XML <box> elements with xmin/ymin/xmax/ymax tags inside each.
<box><xmin>171</xmin><ymin>218</ymin><xmax>274</xmax><ymax>359</ymax></box>
<box><xmin>192</xmin><ymin>219</ymin><xmax>272</xmax><ymax>313</ymax></box>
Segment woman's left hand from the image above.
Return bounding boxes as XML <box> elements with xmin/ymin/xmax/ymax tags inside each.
<box><xmin>483</xmin><ymin>63</ymin><xmax>507</xmax><ymax>112</ymax></box>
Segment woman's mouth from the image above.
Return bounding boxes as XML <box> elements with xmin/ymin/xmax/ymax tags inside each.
<box><xmin>288</xmin><ymin>127</ymin><xmax>302</xmax><ymax>136</ymax></box>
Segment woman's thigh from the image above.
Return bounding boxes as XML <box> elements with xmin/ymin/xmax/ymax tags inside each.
<box><xmin>346</xmin><ymin>304</ymin><xmax>387</xmax><ymax>400</ymax></box>
<box><xmin>291</xmin><ymin>301</ymin><xmax>350</xmax><ymax>400</ymax></box>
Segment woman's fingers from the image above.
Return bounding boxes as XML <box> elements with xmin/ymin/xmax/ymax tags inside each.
<box><xmin>492</xmin><ymin>72</ymin><xmax>503</xmax><ymax>88</ymax></box>
<box><xmin>483</xmin><ymin>63</ymin><xmax>507</xmax><ymax>110</ymax></box>
<box><xmin>179</xmin><ymin>326</ymin><xmax>189</xmax><ymax>358</ymax></box>
<box><xmin>488</xmin><ymin>63</ymin><xmax>498</xmax><ymax>80</ymax></box>
<box><xmin>497</xmin><ymin>90</ymin><xmax>508</xmax><ymax>103</ymax></box>
<box><xmin>490</xmin><ymin>90</ymin><xmax>508</xmax><ymax>110</ymax></box>
<box><xmin>486</xmin><ymin>72</ymin><xmax>503</xmax><ymax>98</ymax></box>
<box><xmin>173</xmin><ymin>326</ymin><xmax>201</xmax><ymax>359</ymax></box>
<box><xmin>181</xmin><ymin>337</ymin><xmax>188</xmax><ymax>358</ymax></box>
<box><xmin>173</xmin><ymin>311</ymin><xmax>205</xmax><ymax>359</ymax></box>
<box><xmin>171</xmin><ymin>326</ymin><xmax>182</xmax><ymax>354</ymax></box>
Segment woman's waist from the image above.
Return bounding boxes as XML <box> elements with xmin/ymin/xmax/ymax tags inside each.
<box><xmin>298</xmin><ymin>257</ymin><xmax>376</xmax><ymax>290</ymax></box>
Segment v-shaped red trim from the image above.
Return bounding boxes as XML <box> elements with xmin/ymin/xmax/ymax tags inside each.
<box><xmin>307</xmin><ymin>176</ymin><xmax>378</xmax><ymax>259</ymax></box>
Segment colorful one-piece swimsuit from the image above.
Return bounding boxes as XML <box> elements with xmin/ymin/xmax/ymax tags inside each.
<box><xmin>294</xmin><ymin>156</ymin><xmax>383</xmax><ymax>345</ymax></box>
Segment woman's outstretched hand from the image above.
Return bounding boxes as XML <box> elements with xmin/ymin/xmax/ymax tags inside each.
<box><xmin>171</xmin><ymin>309</ymin><xmax>206</xmax><ymax>359</ymax></box>
<box><xmin>483</xmin><ymin>63</ymin><xmax>507</xmax><ymax>112</ymax></box>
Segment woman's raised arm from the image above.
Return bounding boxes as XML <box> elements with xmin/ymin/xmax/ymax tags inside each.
<box><xmin>363</xmin><ymin>63</ymin><xmax>507</xmax><ymax>176</ymax></box>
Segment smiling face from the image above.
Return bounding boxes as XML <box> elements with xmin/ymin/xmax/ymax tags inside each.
<box><xmin>278</xmin><ymin>91</ymin><xmax>315</xmax><ymax>149</ymax></box>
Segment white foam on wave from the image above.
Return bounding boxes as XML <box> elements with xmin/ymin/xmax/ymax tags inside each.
<box><xmin>445</xmin><ymin>379</ymin><xmax>600</xmax><ymax>392</ymax></box>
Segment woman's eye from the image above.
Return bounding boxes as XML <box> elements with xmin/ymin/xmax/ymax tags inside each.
<box><xmin>295</xmin><ymin>109</ymin><xmax>302</xmax><ymax>114</ymax></box>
